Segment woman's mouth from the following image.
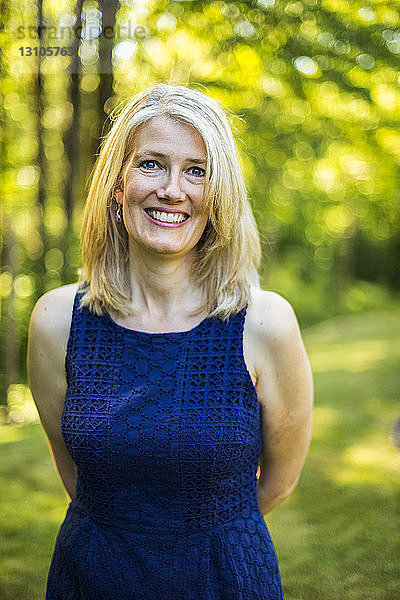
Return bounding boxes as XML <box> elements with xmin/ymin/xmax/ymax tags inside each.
<box><xmin>144</xmin><ymin>208</ymin><xmax>190</xmax><ymax>227</ymax></box>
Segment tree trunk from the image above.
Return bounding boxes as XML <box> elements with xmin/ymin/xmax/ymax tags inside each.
<box><xmin>98</xmin><ymin>0</ymin><xmax>119</xmax><ymax>137</ymax></box>
<box><xmin>62</xmin><ymin>0</ymin><xmax>84</xmax><ymax>226</ymax></box>
<box><xmin>5</xmin><ymin>222</ymin><xmax>18</xmax><ymax>404</ymax></box>
<box><xmin>33</xmin><ymin>0</ymin><xmax>46</xmax><ymax>296</ymax></box>
<box><xmin>335</xmin><ymin>219</ymin><xmax>357</xmax><ymax>313</ymax></box>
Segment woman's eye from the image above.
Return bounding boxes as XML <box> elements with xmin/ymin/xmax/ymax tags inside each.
<box><xmin>140</xmin><ymin>160</ymin><xmax>158</xmax><ymax>170</ymax></box>
<box><xmin>189</xmin><ymin>166</ymin><xmax>205</xmax><ymax>177</ymax></box>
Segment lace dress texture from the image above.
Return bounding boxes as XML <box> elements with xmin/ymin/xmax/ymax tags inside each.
<box><xmin>46</xmin><ymin>290</ymin><xmax>284</xmax><ymax>599</ymax></box>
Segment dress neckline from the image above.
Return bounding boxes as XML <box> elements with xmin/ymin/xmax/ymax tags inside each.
<box><xmin>103</xmin><ymin>308</ymin><xmax>213</xmax><ymax>337</ymax></box>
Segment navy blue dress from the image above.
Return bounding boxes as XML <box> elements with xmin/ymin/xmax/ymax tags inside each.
<box><xmin>46</xmin><ymin>290</ymin><xmax>284</xmax><ymax>599</ymax></box>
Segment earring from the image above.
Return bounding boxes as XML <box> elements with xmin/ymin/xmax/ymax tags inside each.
<box><xmin>116</xmin><ymin>204</ymin><xmax>122</xmax><ymax>222</ymax></box>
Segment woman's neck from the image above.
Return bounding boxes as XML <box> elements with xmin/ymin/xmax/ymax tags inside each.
<box><xmin>126</xmin><ymin>243</ymin><xmax>204</xmax><ymax>320</ymax></box>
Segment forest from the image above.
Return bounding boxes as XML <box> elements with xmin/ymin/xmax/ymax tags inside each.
<box><xmin>0</xmin><ymin>1</ymin><xmax>399</xmax><ymax>598</ymax></box>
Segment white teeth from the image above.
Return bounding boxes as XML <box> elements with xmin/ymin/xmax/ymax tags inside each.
<box><xmin>147</xmin><ymin>210</ymin><xmax>187</xmax><ymax>223</ymax></box>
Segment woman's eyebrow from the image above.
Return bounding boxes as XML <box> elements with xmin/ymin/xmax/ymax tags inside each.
<box><xmin>134</xmin><ymin>151</ymin><xmax>207</xmax><ymax>165</ymax></box>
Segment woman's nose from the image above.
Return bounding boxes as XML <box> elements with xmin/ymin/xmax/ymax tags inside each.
<box><xmin>156</xmin><ymin>169</ymin><xmax>185</xmax><ymax>201</ymax></box>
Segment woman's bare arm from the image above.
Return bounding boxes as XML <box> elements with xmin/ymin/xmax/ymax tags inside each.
<box><xmin>27</xmin><ymin>284</ymin><xmax>79</xmax><ymax>502</ymax></box>
<box><xmin>251</xmin><ymin>290</ymin><xmax>314</xmax><ymax>515</ymax></box>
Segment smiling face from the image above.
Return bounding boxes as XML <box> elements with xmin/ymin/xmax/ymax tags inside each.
<box><xmin>115</xmin><ymin>115</ymin><xmax>210</xmax><ymax>258</ymax></box>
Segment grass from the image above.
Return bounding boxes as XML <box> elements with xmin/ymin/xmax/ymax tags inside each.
<box><xmin>0</xmin><ymin>424</ymin><xmax>67</xmax><ymax>599</ymax></box>
<box><xmin>0</xmin><ymin>309</ymin><xmax>399</xmax><ymax>599</ymax></box>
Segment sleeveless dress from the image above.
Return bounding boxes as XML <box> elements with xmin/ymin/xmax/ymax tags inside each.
<box><xmin>46</xmin><ymin>290</ymin><xmax>284</xmax><ymax>599</ymax></box>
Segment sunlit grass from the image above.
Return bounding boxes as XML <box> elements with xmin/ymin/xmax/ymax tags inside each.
<box><xmin>0</xmin><ymin>309</ymin><xmax>399</xmax><ymax>598</ymax></box>
<box><xmin>310</xmin><ymin>338</ymin><xmax>392</xmax><ymax>372</ymax></box>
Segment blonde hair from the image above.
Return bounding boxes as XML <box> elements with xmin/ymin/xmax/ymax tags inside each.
<box><xmin>78</xmin><ymin>83</ymin><xmax>261</xmax><ymax>320</ymax></box>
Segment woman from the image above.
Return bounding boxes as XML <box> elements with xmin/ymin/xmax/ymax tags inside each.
<box><xmin>27</xmin><ymin>83</ymin><xmax>313</xmax><ymax>599</ymax></box>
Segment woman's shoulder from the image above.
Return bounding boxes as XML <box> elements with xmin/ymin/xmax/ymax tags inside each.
<box><xmin>244</xmin><ymin>287</ymin><xmax>306</xmax><ymax>389</ymax></box>
<box><xmin>29</xmin><ymin>283</ymin><xmax>80</xmax><ymax>344</ymax></box>
<box><xmin>246</xmin><ymin>286</ymin><xmax>301</xmax><ymax>347</ymax></box>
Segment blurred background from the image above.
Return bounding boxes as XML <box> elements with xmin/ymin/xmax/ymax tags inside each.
<box><xmin>0</xmin><ymin>0</ymin><xmax>399</xmax><ymax>598</ymax></box>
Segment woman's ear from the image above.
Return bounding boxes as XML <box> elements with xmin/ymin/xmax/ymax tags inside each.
<box><xmin>114</xmin><ymin>188</ymin><xmax>124</xmax><ymax>205</ymax></box>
